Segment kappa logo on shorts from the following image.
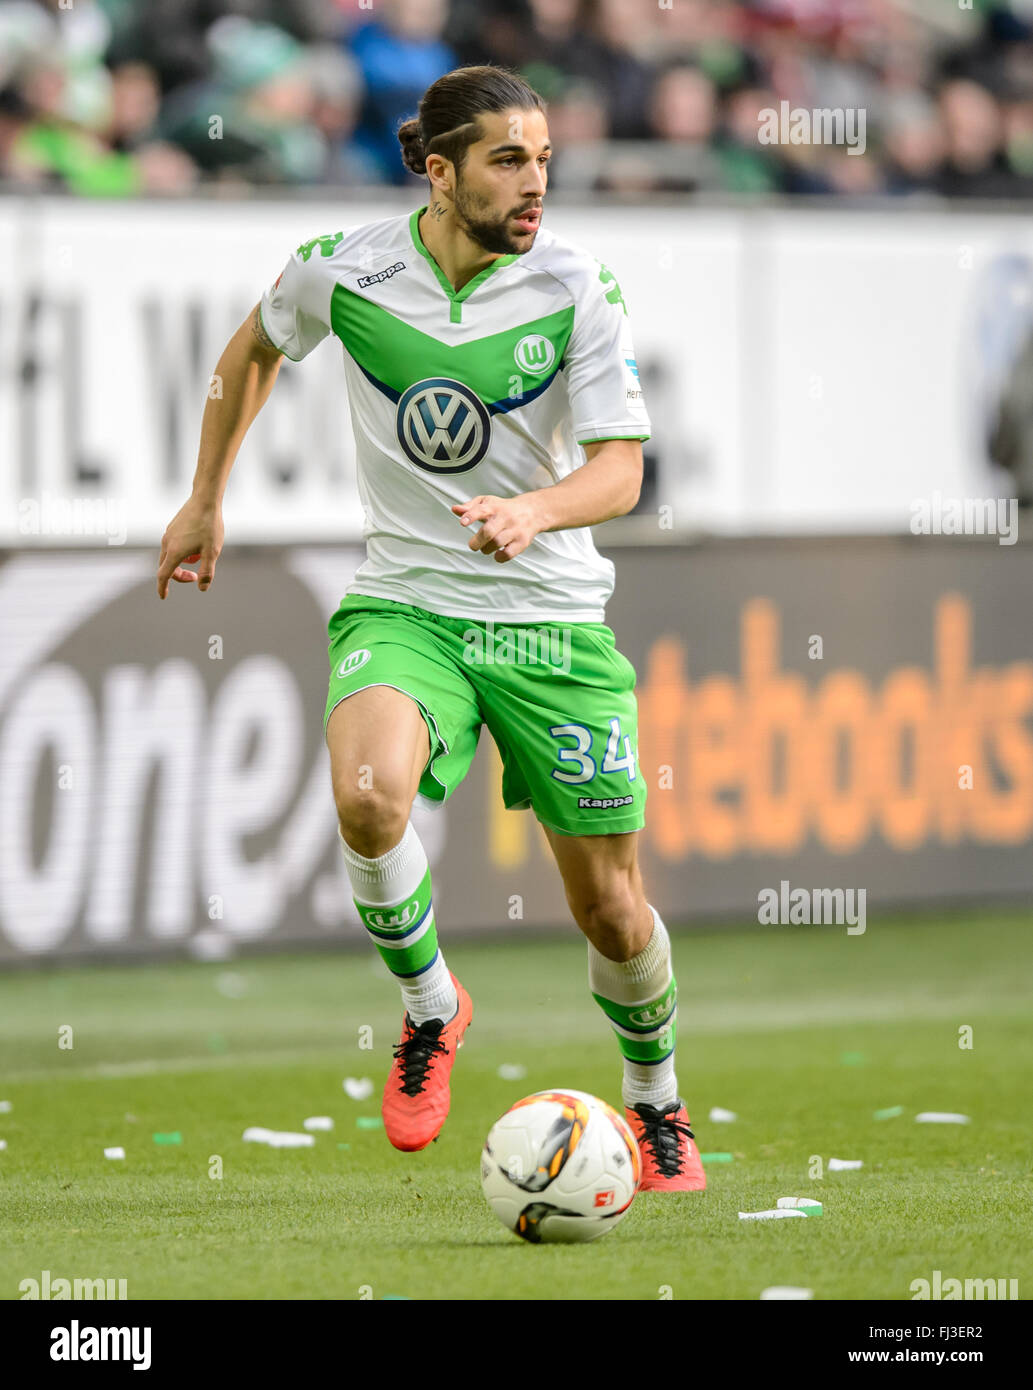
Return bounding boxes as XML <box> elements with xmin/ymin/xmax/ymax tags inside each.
<box><xmin>338</xmin><ymin>648</ymin><xmax>372</xmax><ymax>678</ymax></box>
<box><xmin>577</xmin><ymin>795</ymin><xmax>634</xmax><ymax>810</ymax></box>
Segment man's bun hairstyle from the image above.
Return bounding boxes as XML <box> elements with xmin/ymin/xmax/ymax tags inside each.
<box><xmin>397</xmin><ymin>118</ymin><xmax>427</xmax><ymax>176</ymax></box>
<box><xmin>397</xmin><ymin>65</ymin><xmax>545</xmax><ymax>178</ymax></box>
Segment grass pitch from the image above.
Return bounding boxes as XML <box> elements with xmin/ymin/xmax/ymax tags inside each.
<box><xmin>1</xmin><ymin>910</ymin><xmax>1031</xmax><ymax>1301</ymax></box>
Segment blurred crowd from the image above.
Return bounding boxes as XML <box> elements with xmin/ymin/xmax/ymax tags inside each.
<box><xmin>3</xmin><ymin>0</ymin><xmax>1033</xmax><ymax>197</ymax></box>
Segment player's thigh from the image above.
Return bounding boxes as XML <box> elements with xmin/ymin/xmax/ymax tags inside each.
<box><xmin>326</xmin><ymin>685</ymin><xmax>430</xmax><ymax>815</ymax></box>
<box><xmin>324</xmin><ymin>598</ymin><xmax>483</xmax><ymax>846</ymax></box>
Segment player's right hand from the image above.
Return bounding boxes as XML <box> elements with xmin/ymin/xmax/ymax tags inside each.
<box><xmin>157</xmin><ymin>499</ymin><xmax>224</xmax><ymax>599</ymax></box>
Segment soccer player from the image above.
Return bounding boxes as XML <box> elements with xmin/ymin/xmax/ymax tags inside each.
<box><xmin>157</xmin><ymin>66</ymin><xmax>704</xmax><ymax>1192</ymax></box>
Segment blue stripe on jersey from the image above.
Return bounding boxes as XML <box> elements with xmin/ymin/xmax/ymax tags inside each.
<box><xmin>351</xmin><ymin>355</ymin><xmax>560</xmax><ymax>416</ymax></box>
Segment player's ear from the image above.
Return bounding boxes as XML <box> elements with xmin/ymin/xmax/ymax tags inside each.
<box><xmin>424</xmin><ymin>152</ymin><xmax>454</xmax><ymax>200</ymax></box>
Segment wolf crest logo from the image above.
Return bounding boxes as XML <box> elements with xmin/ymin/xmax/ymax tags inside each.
<box><xmin>365</xmin><ymin>899</ymin><xmax>421</xmax><ymax>930</ymax></box>
<box><xmin>337</xmin><ymin>648</ymin><xmax>372</xmax><ymax>678</ymax></box>
<box><xmin>627</xmin><ymin>996</ymin><xmax>673</xmax><ymax>1027</ymax></box>
<box><xmin>514</xmin><ymin>335</ymin><xmax>556</xmax><ymax>375</ymax></box>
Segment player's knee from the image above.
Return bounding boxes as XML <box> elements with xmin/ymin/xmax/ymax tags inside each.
<box><xmin>336</xmin><ymin>784</ymin><xmax>411</xmax><ymax>859</ymax></box>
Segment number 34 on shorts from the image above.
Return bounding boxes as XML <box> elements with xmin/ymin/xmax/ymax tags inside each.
<box><xmin>539</xmin><ymin>714</ymin><xmax>644</xmax><ymax>832</ymax></box>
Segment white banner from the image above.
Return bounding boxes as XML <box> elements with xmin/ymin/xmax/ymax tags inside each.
<box><xmin>0</xmin><ymin>196</ymin><xmax>1021</xmax><ymax>545</ymax></box>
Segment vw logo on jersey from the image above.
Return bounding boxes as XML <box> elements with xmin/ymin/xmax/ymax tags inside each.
<box><xmin>396</xmin><ymin>377</ymin><xmax>491</xmax><ymax>474</ymax></box>
<box><xmin>514</xmin><ymin>334</ymin><xmax>556</xmax><ymax>375</ymax></box>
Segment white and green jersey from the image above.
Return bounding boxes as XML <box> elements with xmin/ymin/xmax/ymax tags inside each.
<box><xmin>259</xmin><ymin>207</ymin><xmax>650</xmax><ymax>622</ymax></box>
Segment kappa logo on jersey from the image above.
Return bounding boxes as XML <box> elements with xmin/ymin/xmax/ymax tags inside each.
<box><xmin>396</xmin><ymin>378</ymin><xmax>491</xmax><ymax>474</ymax></box>
<box><xmin>514</xmin><ymin>334</ymin><xmax>556</xmax><ymax>376</ymax></box>
<box><xmin>337</xmin><ymin>647</ymin><xmax>372</xmax><ymax>677</ymax></box>
<box><xmin>364</xmin><ymin>899</ymin><xmax>421</xmax><ymax>930</ymax></box>
<box><xmin>357</xmin><ymin>261</ymin><xmax>406</xmax><ymax>288</ymax></box>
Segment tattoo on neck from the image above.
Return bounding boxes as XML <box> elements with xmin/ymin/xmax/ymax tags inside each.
<box><xmin>429</xmin><ymin>201</ymin><xmax>446</xmax><ymax>221</ymax></box>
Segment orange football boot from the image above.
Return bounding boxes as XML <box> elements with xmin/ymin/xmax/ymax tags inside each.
<box><xmin>382</xmin><ymin>974</ymin><xmax>473</xmax><ymax>1151</ymax></box>
<box><xmin>624</xmin><ymin>1099</ymin><xmax>706</xmax><ymax>1191</ymax></box>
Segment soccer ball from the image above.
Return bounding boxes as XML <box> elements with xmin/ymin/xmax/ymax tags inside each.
<box><xmin>480</xmin><ymin>1089</ymin><xmax>642</xmax><ymax>1243</ymax></box>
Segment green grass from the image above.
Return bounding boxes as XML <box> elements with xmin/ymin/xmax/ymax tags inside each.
<box><xmin>1</xmin><ymin>910</ymin><xmax>1031</xmax><ymax>1300</ymax></box>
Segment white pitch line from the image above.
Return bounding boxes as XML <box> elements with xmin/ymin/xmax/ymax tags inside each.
<box><xmin>1</xmin><ymin>990</ymin><xmax>1025</xmax><ymax>1082</ymax></box>
<box><xmin>0</xmin><ymin>1046</ymin><xmax>340</xmax><ymax>1084</ymax></box>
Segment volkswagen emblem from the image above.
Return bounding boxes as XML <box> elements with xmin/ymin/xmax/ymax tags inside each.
<box><xmin>396</xmin><ymin>377</ymin><xmax>491</xmax><ymax>473</ymax></box>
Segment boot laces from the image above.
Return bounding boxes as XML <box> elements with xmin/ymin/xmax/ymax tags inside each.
<box><xmin>392</xmin><ymin>1018</ymin><xmax>448</xmax><ymax>1096</ymax></box>
<box><xmin>633</xmin><ymin>1102</ymin><xmax>694</xmax><ymax>1177</ymax></box>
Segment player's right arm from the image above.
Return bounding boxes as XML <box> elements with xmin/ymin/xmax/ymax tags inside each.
<box><xmin>158</xmin><ymin>239</ymin><xmax>335</xmax><ymax>600</ymax></box>
<box><xmin>157</xmin><ymin>305</ymin><xmax>284</xmax><ymax>599</ymax></box>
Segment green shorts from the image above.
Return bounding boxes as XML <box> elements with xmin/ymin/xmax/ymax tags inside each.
<box><xmin>324</xmin><ymin>594</ymin><xmax>645</xmax><ymax>836</ymax></box>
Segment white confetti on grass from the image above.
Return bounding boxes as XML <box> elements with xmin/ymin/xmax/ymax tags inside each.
<box><xmin>0</xmin><ymin>1139</ymin><xmax>7</xmax><ymax>1151</ymax></box>
<box><xmin>342</xmin><ymin>1077</ymin><xmax>374</xmax><ymax>1100</ymax></box>
<box><xmin>0</xmin><ymin>1100</ymin><xmax>11</xmax><ymax>1113</ymax></box>
<box><xmin>777</xmin><ymin>1197</ymin><xmax>823</xmax><ymax>1212</ymax></box>
<box><xmin>827</xmin><ymin>1157</ymin><xmax>864</xmax><ymax>1171</ymax></box>
<box><xmin>739</xmin><ymin>1208</ymin><xmax>808</xmax><ymax>1221</ymax></box>
<box><xmin>104</xmin><ymin>1147</ymin><xmax>126</xmax><ymax>1160</ymax></box>
<box><xmin>303</xmin><ymin>1116</ymin><xmax>334</xmax><ymax>1132</ymax></box>
<box><xmin>916</xmin><ymin>1112</ymin><xmax>970</xmax><ymax>1124</ymax></box>
<box><xmin>709</xmin><ymin>1106</ymin><xmax>737</xmax><ymax>1123</ymax></box>
<box><xmin>242</xmin><ymin>1127</ymin><xmax>314</xmax><ymax>1148</ymax></box>
<box><xmin>761</xmin><ymin>1286</ymin><xmax>814</xmax><ymax>1300</ymax></box>
<box><xmin>497</xmin><ymin>1064</ymin><xmax>527</xmax><ymax>1081</ymax></box>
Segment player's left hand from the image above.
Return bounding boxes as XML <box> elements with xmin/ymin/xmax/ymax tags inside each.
<box><xmin>452</xmin><ymin>494</ymin><xmax>544</xmax><ymax>563</ymax></box>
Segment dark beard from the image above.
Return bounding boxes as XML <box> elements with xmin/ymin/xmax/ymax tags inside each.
<box><xmin>453</xmin><ymin>180</ymin><xmax>535</xmax><ymax>255</ymax></box>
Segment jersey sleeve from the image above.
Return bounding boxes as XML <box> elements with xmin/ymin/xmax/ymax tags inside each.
<box><xmin>258</xmin><ymin>243</ymin><xmax>333</xmax><ymax>362</ymax></box>
<box><xmin>563</xmin><ymin>264</ymin><xmax>651</xmax><ymax>446</ymax></box>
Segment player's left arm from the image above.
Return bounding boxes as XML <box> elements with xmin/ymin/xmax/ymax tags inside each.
<box><xmin>451</xmin><ymin>439</ymin><xmax>641</xmax><ymax>563</ymax></box>
<box><xmin>454</xmin><ymin>258</ymin><xmax>649</xmax><ymax>563</ymax></box>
